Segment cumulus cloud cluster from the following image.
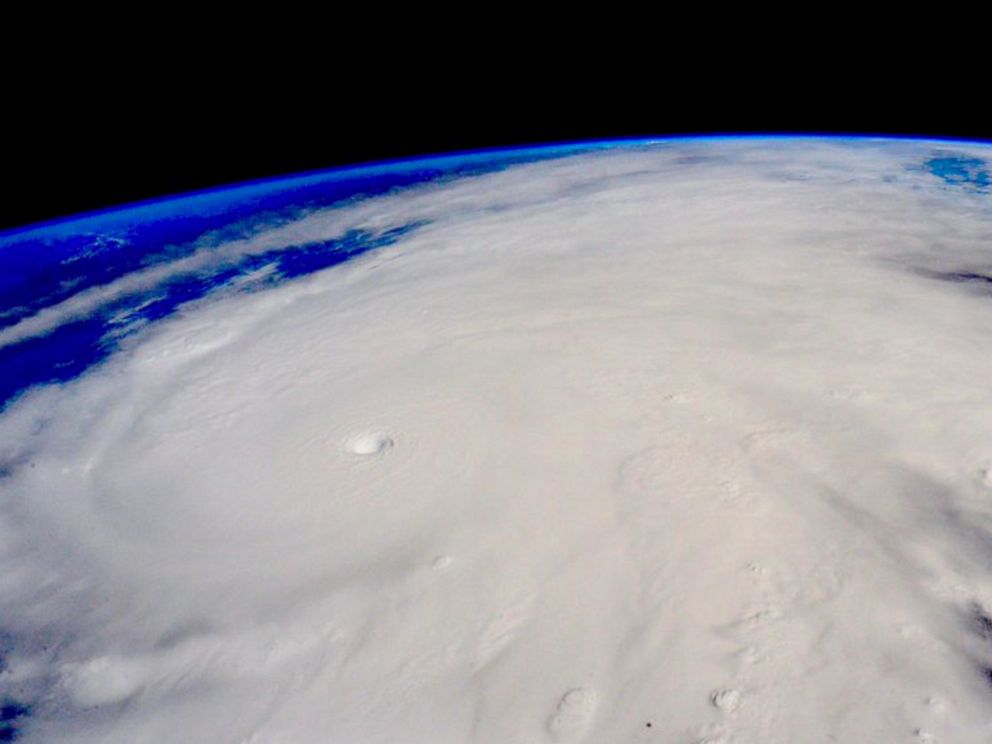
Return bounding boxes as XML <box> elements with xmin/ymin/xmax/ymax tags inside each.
<box><xmin>3</xmin><ymin>138</ymin><xmax>992</xmax><ymax>742</ymax></box>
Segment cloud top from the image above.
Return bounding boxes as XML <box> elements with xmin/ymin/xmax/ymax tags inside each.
<box><xmin>3</xmin><ymin>138</ymin><xmax>992</xmax><ymax>742</ymax></box>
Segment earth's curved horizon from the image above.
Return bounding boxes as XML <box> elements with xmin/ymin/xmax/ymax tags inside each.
<box><xmin>7</xmin><ymin>133</ymin><xmax>992</xmax><ymax>239</ymax></box>
<box><xmin>3</xmin><ymin>135</ymin><xmax>992</xmax><ymax>742</ymax></box>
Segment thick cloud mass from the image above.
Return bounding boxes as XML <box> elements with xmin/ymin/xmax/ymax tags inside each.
<box><xmin>4</xmin><ymin>139</ymin><xmax>992</xmax><ymax>742</ymax></box>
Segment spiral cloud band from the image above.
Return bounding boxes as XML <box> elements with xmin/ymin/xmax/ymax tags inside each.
<box><xmin>3</xmin><ymin>138</ymin><xmax>992</xmax><ymax>742</ymax></box>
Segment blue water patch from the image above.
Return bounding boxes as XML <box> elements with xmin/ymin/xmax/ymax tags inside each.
<box><xmin>0</xmin><ymin>220</ymin><xmax>425</xmax><ymax>410</ymax></box>
<box><xmin>924</xmin><ymin>155</ymin><xmax>991</xmax><ymax>192</ymax></box>
<box><xmin>0</xmin><ymin>700</ymin><xmax>29</xmax><ymax>742</ymax></box>
<box><xmin>274</xmin><ymin>222</ymin><xmax>423</xmax><ymax>280</ymax></box>
<box><xmin>0</xmin><ymin>317</ymin><xmax>117</xmax><ymax>408</ymax></box>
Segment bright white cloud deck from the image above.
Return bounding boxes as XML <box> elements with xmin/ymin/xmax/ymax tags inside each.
<box><xmin>3</xmin><ymin>139</ymin><xmax>992</xmax><ymax>742</ymax></box>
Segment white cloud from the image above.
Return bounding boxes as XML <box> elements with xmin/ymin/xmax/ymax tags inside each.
<box><xmin>4</xmin><ymin>139</ymin><xmax>992</xmax><ymax>742</ymax></box>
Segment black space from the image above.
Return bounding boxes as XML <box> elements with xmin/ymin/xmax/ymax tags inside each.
<box><xmin>4</xmin><ymin>68</ymin><xmax>989</xmax><ymax>232</ymax></box>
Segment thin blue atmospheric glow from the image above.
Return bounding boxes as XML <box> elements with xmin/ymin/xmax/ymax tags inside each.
<box><xmin>4</xmin><ymin>133</ymin><xmax>992</xmax><ymax>245</ymax></box>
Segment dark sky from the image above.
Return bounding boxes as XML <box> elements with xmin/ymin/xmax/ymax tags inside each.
<box><xmin>5</xmin><ymin>69</ymin><xmax>989</xmax><ymax>233</ymax></box>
